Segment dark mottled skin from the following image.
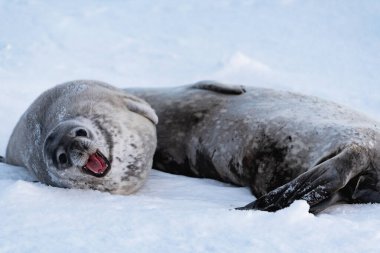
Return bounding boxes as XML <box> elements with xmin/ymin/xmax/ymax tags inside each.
<box><xmin>127</xmin><ymin>81</ymin><xmax>380</xmax><ymax>213</ymax></box>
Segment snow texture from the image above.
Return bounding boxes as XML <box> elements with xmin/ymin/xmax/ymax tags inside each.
<box><xmin>1</xmin><ymin>1</ymin><xmax>380</xmax><ymax>252</ymax></box>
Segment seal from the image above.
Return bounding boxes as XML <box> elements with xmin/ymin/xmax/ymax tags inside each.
<box><xmin>6</xmin><ymin>80</ymin><xmax>157</xmax><ymax>194</ymax></box>
<box><xmin>128</xmin><ymin>80</ymin><xmax>380</xmax><ymax>213</ymax></box>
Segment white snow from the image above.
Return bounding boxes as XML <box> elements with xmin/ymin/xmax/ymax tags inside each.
<box><xmin>1</xmin><ymin>1</ymin><xmax>380</xmax><ymax>252</ymax></box>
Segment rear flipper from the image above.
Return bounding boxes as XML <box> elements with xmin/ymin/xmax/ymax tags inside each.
<box><xmin>237</xmin><ymin>144</ymin><xmax>371</xmax><ymax>214</ymax></box>
<box><xmin>190</xmin><ymin>80</ymin><xmax>246</xmax><ymax>95</ymax></box>
<box><xmin>0</xmin><ymin>156</ymin><xmax>4</xmax><ymax>163</ymax></box>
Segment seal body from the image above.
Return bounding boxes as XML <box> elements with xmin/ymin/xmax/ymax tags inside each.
<box><xmin>6</xmin><ymin>80</ymin><xmax>157</xmax><ymax>194</ymax></box>
<box><xmin>128</xmin><ymin>81</ymin><xmax>380</xmax><ymax>213</ymax></box>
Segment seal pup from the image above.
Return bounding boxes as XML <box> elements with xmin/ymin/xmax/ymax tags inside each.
<box><xmin>128</xmin><ymin>81</ymin><xmax>380</xmax><ymax>213</ymax></box>
<box><xmin>6</xmin><ymin>80</ymin><xmax>157</xmax><ymax>194</ymax></box>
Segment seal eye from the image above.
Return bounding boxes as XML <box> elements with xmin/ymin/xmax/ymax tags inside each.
<box><xmin>76</xmin><ymin>129</ymin><xmax>87</xmax><ymax>137</ymax></box>
<box><xmin>58</xmin><ymin>153</ymin><xmax>68</xmax><ymax>164</ymax></box>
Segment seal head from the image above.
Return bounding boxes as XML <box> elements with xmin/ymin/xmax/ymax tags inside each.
<box><xmin>6</xmin><ymin>80</ymin><xmax>157</xmax><ymax>194</ymax></box>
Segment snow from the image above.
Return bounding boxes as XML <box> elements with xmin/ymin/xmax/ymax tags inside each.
<box><xmin>1</xmin><ymin>1</ymin><xmax>380</xmax><ymax>252</ymax></box>
<box><xmin>2</xmin><ymin>164</ymin><xmax>380</xmax><ymax>253</ymax></box>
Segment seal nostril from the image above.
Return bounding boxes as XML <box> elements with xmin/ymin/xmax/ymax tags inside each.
<box><xmin>58</xmin><ymin>153</ymin><xmax>68</xmax><ymax>164</ymax></box>
<box><xmin>76</xmin><ymin>129</ymin><xmax>87</xmax><ymax>137</ymax></box>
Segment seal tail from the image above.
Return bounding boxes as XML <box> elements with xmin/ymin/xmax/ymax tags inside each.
<box><xmin>0</xmin><ymin>156</ymin><xmax>4</xmax><ymax>163</ymax></box>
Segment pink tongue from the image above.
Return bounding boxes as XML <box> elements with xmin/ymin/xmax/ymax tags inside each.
<box><xmin>85</xmin><ymin>153</ymin><xmax>107</xmax><ymax>174</ymax></box>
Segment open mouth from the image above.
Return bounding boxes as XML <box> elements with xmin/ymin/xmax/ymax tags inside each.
<box><xmin>82</xmin><ymin>150</ymin><xmax>111</xmax><ymax>177</ymax></box>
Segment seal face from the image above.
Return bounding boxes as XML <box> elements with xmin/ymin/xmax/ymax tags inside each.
<box><xmin>6</xmin><ymin>80</ymin><xmax>157</xmax><ymax>194</ymax></box>
<box><xmin>128</xmin><ymin>81</ymin><xmax>380</xmax><ymax>213</ymax></box>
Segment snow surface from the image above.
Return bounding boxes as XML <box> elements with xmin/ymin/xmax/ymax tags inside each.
<box><xmin>1</xmin><ymin>1</ymin><xmax>380</xmax><ymax>252</ymax></box>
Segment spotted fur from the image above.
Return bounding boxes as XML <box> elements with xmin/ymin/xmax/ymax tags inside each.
<box><xmin>6</xmin><ymin>80</ymin><xmax>157</xmax><ymax>194</ymax></box>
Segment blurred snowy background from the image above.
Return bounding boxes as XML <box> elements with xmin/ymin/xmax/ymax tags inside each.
<box><xmin>1</xmin><ymin>1</ymin><xmax>380</xmax><ymax>252</ymax></box>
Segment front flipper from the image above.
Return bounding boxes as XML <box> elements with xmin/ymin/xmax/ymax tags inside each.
<box><xmin>237</xmin><ymin>144</ymin><xmax>370</xmax><ymax>214</ymax></box>
<box><xmin>190</xmin><ymin>80</ymin><xmax>246</xmax><ymax>95</ymax></box>
<box><xmin>122</xmin><ymin>94</ymin><xmax>158</xmax><ymax>124</ymax></box>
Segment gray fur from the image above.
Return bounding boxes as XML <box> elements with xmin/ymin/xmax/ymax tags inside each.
<box><xmin>127</xmin><ymin>81</ymin><xmax>380</xmax><ymax>213</ymax></box>
<box><xmin>6</xmin><ymin>80</ymin><xmax>157</xmax><ymax>194</ymax></box>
